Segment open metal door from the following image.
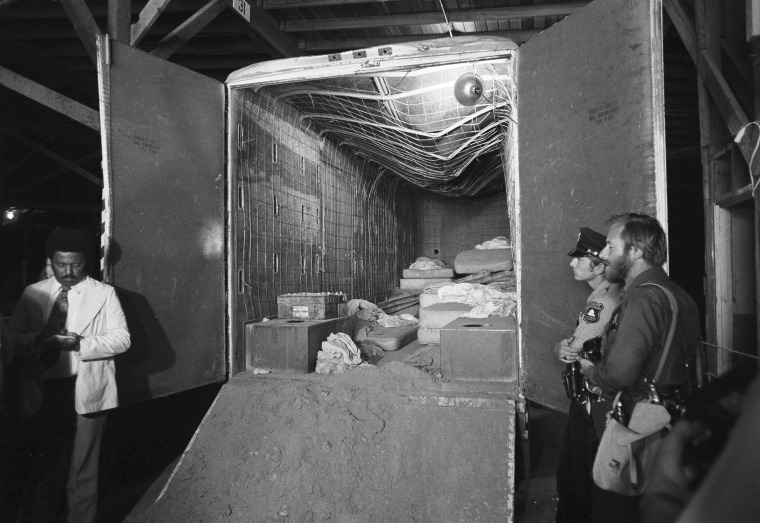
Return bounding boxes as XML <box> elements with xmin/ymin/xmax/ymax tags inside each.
<box><xmin>97</xmin><ymin>37</ymin><xmax>226</xmax><ymax>405</ymax></box>
<box><xmin>516</xmin><ymin>0</ymin><xmax>666</xmax><ymax>410</ymax></box>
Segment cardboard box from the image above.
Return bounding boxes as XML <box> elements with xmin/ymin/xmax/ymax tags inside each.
<box><xmin>440</xmin><ymin>316</ymin><xmax>518</xmax><ymax>382</ymax></box>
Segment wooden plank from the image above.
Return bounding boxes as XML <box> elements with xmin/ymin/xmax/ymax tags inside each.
<box><xmin>0</xmin><ymin>65</ymin><xmax>100</xmax><ymax>131</ymax></box>
<box><xmin>149</xmin><ymin>0</ymin><xmax>227</xmax><ymax>60</ymax></box>
<box><xmin>222</xmin><ymin>0</ymin><xmax>299</xmax><ymax>57</ymax></box>
<box><xmin>715</xmin><ymin>184</ymin><xmax>753</xmax><ymax>207</ymax></box>
<box><xmin>108</xmin><ymin>0</ymin><xmax>132</xmax><ymax>44</ymax></box>
<box><xmin>694</xmin><ymin>0</ymin><xmax>727</xmax><ymax>374</ymax></box>
<box><xmin>58</xmin><ymin>0</ymin><xmax>103</xmax><ymax>64</ymax></box>
<box><xmin>0</xmin><ymin>125</ymin><xmax>102</xmax><ymax>186</ymax></box>
<box><xmin>283</xmin><ymin>3</ymin><xmax>588</xmax><ymax>32</ymax></box>
<box><xmin>131</xmin><ymin>0</ymin><xmax>173</xmax><ymax>46</ymax></box>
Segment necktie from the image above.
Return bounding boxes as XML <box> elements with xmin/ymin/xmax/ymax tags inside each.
<box><xmin>40</xmin><ymin>286</ymin><xmax>70</xmax><ymax>367</ymax></box>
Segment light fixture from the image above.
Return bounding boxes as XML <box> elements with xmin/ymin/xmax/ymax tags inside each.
<box><xmin>4</xmin><ymin>208</ymin><xmax>17</xmax><ymax>221</ymax></box>
<box><xmin>453</xmin><ymin>73</ymin><xmax>485</xmax><ymax>106</ymax></box>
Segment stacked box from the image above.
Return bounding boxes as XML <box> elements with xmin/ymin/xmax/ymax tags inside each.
<box><xmin>277</xmin><ymin>292</ymin><xmax>345</xmax><ymax>320</ymax></box>
<box><xmin>417</xmin><ymin>302</ymin><xmax>474</xmax><ymax>344</ymax></box>
<box><xmin>245</xmin><ymin>317</ymin><xmax>353</xmax><ymax>373</ymax></box>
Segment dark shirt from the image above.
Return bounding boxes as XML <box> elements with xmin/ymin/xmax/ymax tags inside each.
<box><xmin>586</xmin><ymin>266</ymin><xmax>702</xmax><ymax>402</ymax></box>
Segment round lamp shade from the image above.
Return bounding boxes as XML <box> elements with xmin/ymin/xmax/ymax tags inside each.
<box><xmin>453</xmin><ymin>73</ymin><xmax>485</xmax><ymax>106</ymax></box>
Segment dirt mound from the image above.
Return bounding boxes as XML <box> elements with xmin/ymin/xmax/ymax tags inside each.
<box><xmin>141</xmin><ymin>363</ymin><xmax>512</xmax><ymax>522</ymax></box>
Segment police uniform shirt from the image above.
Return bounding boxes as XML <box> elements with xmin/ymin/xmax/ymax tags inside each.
<box><xmin>572</xmin><ymin>280</ymin><xmax>622</xmax><ymax>343</ymax></box>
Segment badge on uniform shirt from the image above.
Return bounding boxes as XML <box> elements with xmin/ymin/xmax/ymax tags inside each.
<box><xmin>583</xmin><ymin>302</ymin><xmax>604</xmax><ymax>324</ymax></box>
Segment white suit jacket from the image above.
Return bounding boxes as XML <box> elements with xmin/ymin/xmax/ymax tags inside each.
<box><xmin>7</xmin><ymin>276</ymin><xmax>131</xmax><ymax>415</ymax></box>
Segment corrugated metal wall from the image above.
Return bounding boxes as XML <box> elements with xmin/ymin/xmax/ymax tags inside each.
<box><xmin>231</xmin><ymin>89</ymin><xmax>417</xmax><ymax>333</ymax></box>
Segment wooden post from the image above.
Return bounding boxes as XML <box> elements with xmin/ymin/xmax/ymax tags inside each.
<box><xmin>695</xmin><ymin>0</ymin><xmax>724</xmax><ymax>374</ymax></box>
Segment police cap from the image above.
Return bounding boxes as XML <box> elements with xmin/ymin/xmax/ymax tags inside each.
<box><xmin>567</xmin><ymin>227</ymin><xmax>606</xmax><ymax>258</ymax></box>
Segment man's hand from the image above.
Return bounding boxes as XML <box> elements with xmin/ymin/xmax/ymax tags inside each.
<box><xmin>557</xmin><ymin>336</ymin><xmax>580</xmax><ymax>363</ymax></box>
<box><xmin>45</xmin><ymin>332</ymin><xmax>81</xmax><ymax>351</ymax></box>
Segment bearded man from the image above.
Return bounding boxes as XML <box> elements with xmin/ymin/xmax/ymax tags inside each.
<box><xmin>578</xmin><ymin>212</ymin><xmax>703</xmax><ymax>523</ymax></box>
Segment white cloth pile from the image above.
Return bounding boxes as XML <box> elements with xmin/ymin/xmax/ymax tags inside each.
<box><xmin>474</xmin><ymin>236</ymin><xmax>510</xmax><ymax>250</ymax></box>
<box><xmin>409</xmin><ymin>257</ymin><xmax>446</xmax><ymax>270</ymax></box>
<box><xmin>315</xmin><ymin>333</ymin><xmax>362</xmax><ymax>375</ymax></box>
<box><xmin>437</xmin><ymin>282</ymin><xmax>518</xmax><ymax>318</ymax></box>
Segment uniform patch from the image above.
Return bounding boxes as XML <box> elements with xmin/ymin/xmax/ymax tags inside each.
<box><xmin>583</xmin><ymin>302</ymin><xmax>604</xmax><ymax>324</ymax></box>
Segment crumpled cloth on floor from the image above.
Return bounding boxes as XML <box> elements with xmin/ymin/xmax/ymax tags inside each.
<box><xmin>409</xmin><ymin>257</ymin><xmax>446</xmax><ymax>270</ymax></box>
<box><xmin>475</xmin><ymin>236</ymin><xmax>510</xmax><ymax>250</ymax></box>
<box><xmin>437</xmin><ymin>283</ymin><xmax>518</xmax><ymax>318</ymax></box>
<box><xmin>403</xmin><ymin>344</ymin><xmax>441</xmax><ymax>376</ymax></box>
<box><xmin>315</xmin><ymin>333</ymin><xmax>362</xmax><ymax>374</ymax></box>
<box><xmin>347</xmin><ymin>299</ymin><xmax>386</xmax><ymax>322</ymax></box>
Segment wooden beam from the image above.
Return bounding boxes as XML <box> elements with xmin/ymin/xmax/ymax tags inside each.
<box><xmin>108</xmin><ymin>0</ymin><xmax>132</xmax><ymax>44</ymax></box>
<box><xmin>149</xmin><ymin>0</ymin><xmax>227</xmax><ymax>59</ymax></box>
<box><xmin>58</xmin><ymin>0</ymin><xmax>103</xmax><ymax>64</ymax></box>
<box><xmin>131</xmin><ymin>0</ymin><xmax>173</xmax><ymax>46</ymax></box>
<box><xmin>12</xmin><ymin>150</ymin><xmax>102</xmax><ymax>195</ymax></box>
<box><xmin>222</xmin><ymin>0</ymin><xmax>299</xmax><ymax>57</ymax></box>
<box><xmin>0</xmin><ymin>126</ymin><xmax>103</xmax><ymax>187</ymax></box>
<box><xmin>0</xmin><ymin>139</ymin><xmax>54</xmax><ymax>182</ymax></box>
<box><xmin>722</xmin><ymin>40</ymin><xmax>754</xmax><ymax>87</ymax></box>
<box><xmin>282</xmin><ymin>2</ymin><xmax>587</xmax><ymax>32</ymax></box>
<box><xmin>299</xmin><ymin>29</ymin><xmax>543</xmax><ymax>52</ymax></box>
<box><xmin>664</xmin><ymin>0</ymin><xmax>755</xmax><ymax>166</ymax></box>
<box><xmin>0</xmin><ymin>66</ymin><xmax>100</xmax><ymax>131</ymax></box>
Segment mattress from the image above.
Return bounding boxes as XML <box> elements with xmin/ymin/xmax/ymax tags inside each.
<box><xmin>454</xmin><ymin>248</ymin><xmax>513</xmax><ymax>274</ymax></box>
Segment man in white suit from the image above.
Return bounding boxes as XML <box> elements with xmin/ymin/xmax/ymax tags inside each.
<box><xmin>5</xmin><ymin>228</ymin><xmax>130</xmax><ymax>523</ymax></box>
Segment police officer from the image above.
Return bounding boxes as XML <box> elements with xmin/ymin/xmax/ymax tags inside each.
<box><xmin>579</xmin><ymin>212</ymin><xmax>702</xmax><ymax>523</ymax></box>
<box><xmin>555</xmin><ymin>227</ymin><xmax>622</xmax><ymax>523</ymax></box>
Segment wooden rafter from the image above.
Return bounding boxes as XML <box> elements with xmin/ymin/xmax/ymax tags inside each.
<box><xmin>222</xmin><ymin>0</ymin><xmax>298</xmax><ymax>58</ymax></box>
<box><xmin>282</xmin><ymin>2</ymin><xmax>587</xmax><ymax>32</ymax></box>
<box><xmin>132</xmin><ymin>0</ymin><xmax>174</xmax><ymax>46</ymax></box>
<box><xmin>0</xmin><ymin>137</ymin><xmax>56</xmax><ymax>182</ymax></box>
<box><xmin>0</xmin><ymin>126</ymin><xmax>103</xmax><ymax>187</ymax></box>
<box><xmin>12</xmin><ymin>150</ymin><xmax>102</xmax><ymax>195</ymax></box>
<box><xmin>663</xmin><ymin>0</ymin><xmax>755</xmax><ymax>167</ymax></box>
<box><xmin>58</xmin><ymin>0</ymin><xmax>103</xmax><ymax>64</ymax></box>
<box><xmin>150</xmin><ymin>0</ymin><xmax>227</xmax><ymax>59</ymax></box>
<box><xmin>0</xmin><ymin>66</ymin><xmax>100</xmax><ymax>131</ymax></box>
